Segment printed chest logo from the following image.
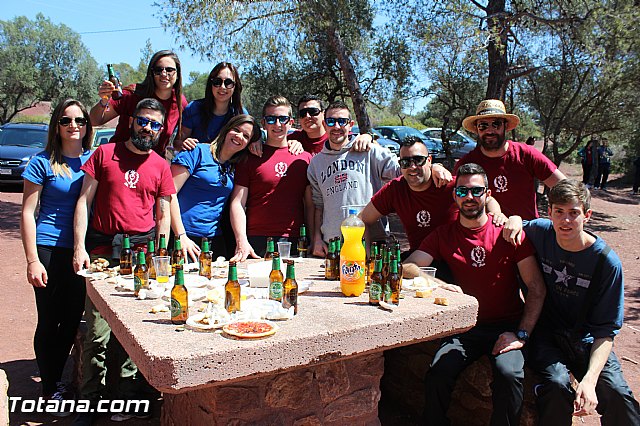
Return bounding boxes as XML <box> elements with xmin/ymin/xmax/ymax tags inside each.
<box><xmin>553</xmin><ymin>266</ymin><xmax>589</xmax><ymax>288</ymax></box>
<box><xmin>335</xmin><ymin>173</ymin><xmax>348</xmax><ymax>184</ymax></box>
<box><xmin>416</xmin><ymin>210</ymin><xmax>431</xmax><ymax>228</ymax></box>
<box><xmin>124</xmin><ymin>170</ymin><xmax>140</xmax><ymax>189</ymax></box>
<box><xmin>493</xmin><ymin>175</ymin><xmax>508</xmax><ymax>192</ymax></box>
<box><xmin>274</xmin><ymin>162</ymin><xmax>288</xmax><ymax>177</ymax></box>
<box><xmin>470</xmin><ymin>246</ymin><xmax>486</xmax><ymax>267</ymax></box>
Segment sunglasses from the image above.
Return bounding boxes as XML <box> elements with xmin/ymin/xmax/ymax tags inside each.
<box><xmin>218</xmin><ymin>163</ymin><xmax>230</xmax><ymax>186</ymax></box>
<box><xmin>58</xmin><ymin>116</ymin><xmax>87</xmax><ymax>127</ymax></box>
<box><xmin>398</xmin><ymin>155</ymin><xmax>428</xmax><ymax>169</ymax></box>
<box><xmin>134</xmin><ymin>116</ymin><xmax>163</xmax><ymax>131</ymax></box>
<box><xmin>211</xmin><ymin>77</ymin><xmax>235</xmax><ymax>89</ymax></box>
<box><xmin>152</xmin><ymin>66</ymin><xmax>177</xmax><ymax>76</ymax></box>
<box><xmin>264</xmin><ymin>115</ymin><xmax>291</xmax><ymax>125</ymax></box>
<box><xmin>476</xmin><ymin>120</ymin><xmax>505</xmax><ymax>131</ymax></box>
<box><xmin>455</xmin><ymin>186</ymin><xmax>487</xmax><ymax>198</ymax></box>
<box><xmin>298</xmin><ymin>107</ymin><xmax>321</xmax><ymax>118</ymax></box>
<box><xmin>324</xmin><ymin>117</ymin><xmax>350</xmax><ymax>127</ymax></box>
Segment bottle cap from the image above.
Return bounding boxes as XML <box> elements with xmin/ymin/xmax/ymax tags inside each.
<box><xmin>348</xmin><ymin>208</ymin><xmax>357</xmax><ymax>215</ymax></box>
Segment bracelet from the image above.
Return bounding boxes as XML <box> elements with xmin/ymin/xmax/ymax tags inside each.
<box><xmin>27</xmin><ymin>259</ymin><xmax>39</xmax><ymax>265</ymax></box>
<box><xmin>177</xmin><ymin>232</ymin><xmax>186</xmax><ymax>238</ymax></box>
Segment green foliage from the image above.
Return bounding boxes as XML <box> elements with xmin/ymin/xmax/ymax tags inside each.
<box><xmin>0</xmin><ymin>14</ymin><xmax>101</xmax><ymax>124</ymax></box>
<box><xmin>183</xmin><ymin>71</ymin><xmax>209</xmax><ymax>104</ymax></box>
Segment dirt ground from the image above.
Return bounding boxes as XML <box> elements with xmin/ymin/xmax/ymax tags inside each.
<box><xmin>0</xmin><ymin>163</ymin><xmax>638</xmax><ymax>425</ymax></box>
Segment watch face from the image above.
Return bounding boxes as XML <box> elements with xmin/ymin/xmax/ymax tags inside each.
<box><xmin>517</xmin><ymin>330</ymin><xmax>529</xmax><ymax>341</ymax></box>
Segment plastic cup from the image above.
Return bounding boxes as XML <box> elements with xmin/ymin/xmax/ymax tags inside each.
<box><xmin>419</xmin><ymin>266</ymin><xmax>437</xmax><ymax>278</ymax></box>
<box><xmin>153</xmin><ymin>256</ymin><xmax>171</xmax><ymax>284</ymax></box>
<box><xmin>277</xmin><ymin>241</ymin><xmax>291</xmax><ymax>259</ymax></box>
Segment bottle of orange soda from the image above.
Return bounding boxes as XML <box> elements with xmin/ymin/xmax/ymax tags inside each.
<box><xmin>339</xmin><ymin>208</ymin><xmax>366</xmax><ymax>296</ymax></box>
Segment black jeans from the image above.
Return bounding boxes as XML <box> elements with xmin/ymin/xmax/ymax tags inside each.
<box><xmin>595</xmin><ymin>163</ymin><xmax>611</xmax><ymax>188</ymax></box>
<box><xmin>530</xmin><ymin>328</ymin><xmax>640</xmax><ymax>425</ymax></box>
<box><xmin>423</xmin><ymin>323</ymin><xmax>524</xmax><ymax>426</ymax></box>
<box><xmin>33</xmin><ymin>245</ymin><xmax>86</xmax><ymax>395</ymax></box>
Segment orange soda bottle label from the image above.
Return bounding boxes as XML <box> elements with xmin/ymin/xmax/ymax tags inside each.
<box><xmin>340</xmin><ymin>260</ymin><xmax>366</xmax><ymax>282</ymax></box>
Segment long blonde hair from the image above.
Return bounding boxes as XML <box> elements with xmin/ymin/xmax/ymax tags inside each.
<box><xmin>46</xmin><ymin>99</ymin><xmax>93</xmax><ymax>177</ymax></box>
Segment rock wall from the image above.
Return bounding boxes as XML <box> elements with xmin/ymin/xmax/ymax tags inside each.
<box><xmin>162</xmin><ymin>353</ymin><xmax>384</xmax><ymax>426</ymax></box>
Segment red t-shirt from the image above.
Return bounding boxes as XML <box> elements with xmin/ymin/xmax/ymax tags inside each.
<box><xmin>81</xmin><ymin>143</ymin><xmax>176</xmax><ymax>235</ymax></box>
<box><xmin>372</xmin><ymin>177</ymin><xmax>458</xmax><ymax>251</ymax></box>
<box><xmin>419</xmin><ymin>219</ymin><xmax>535</xmax><ymax>324</ymax></box>
<box><xmin>108</xmin><ymin>86</ymin><xmax>188</xmax><ymax>156</ymax></box>
<box><xmin>287</xmin><ymin>129</ymin><xmax>327</xmax><ymax>154</ymax></box>
<box><xmin>234</xmin><ymin>144</ymin><xmax>312</xmax><ymax>237</ymax></box>
<box><xmin>456</xmin><ymin>142</ymin><xmax>556</xmax><ymax>219</ymax></box>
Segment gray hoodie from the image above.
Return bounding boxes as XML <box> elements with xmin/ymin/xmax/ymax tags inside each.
<box><xmin>307</xmin><ymin>138</ymin><xmax>400</xmax><ymax>243</ymax></box>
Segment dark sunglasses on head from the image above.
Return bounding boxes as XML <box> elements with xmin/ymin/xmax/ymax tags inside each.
<box><xmin>324</xmin><ymin>117</ymin><xmax>350</xmax><ymax>127</ymax></box>
<box><xmin>58</xmin><ymin>116</ymin><xmax>87</xmax><ymax>127</ymax></box>
<box><xmin>134</xmin><ymin>116</ymin><xmax>163</xmax><ymax>131</ymax></box>
<box><xmin>152</xmin><ymin>66</ymin><xmax>177</xmax><ymax>76</ymax></box>
<box><xmin>211</xmin><ymin>77</ymin><xmax>236</xmax><ymax>89</ymax></box>
<box><xmin>398</xmin><ymin>155</ymin><xmax>428</xmax><ymax>169</ymax></box>
<box><xmin>476</xmin><ymin>119</ymin><xmax>504</xmax><ymax>131</ymax></box>
<box><xmin>455</xmin><ymin>186</ymin><xmax>487</xmax><ymax>198</ymax></box>
<box><xmin>264</xmin><ymin>115</ymin><xmax>291</xmax><ymax>125</ymax></box>
<box><xmin>298</xmin><ymin>107</ymin><xmax>321</xmax><ymax>118</ymax></box>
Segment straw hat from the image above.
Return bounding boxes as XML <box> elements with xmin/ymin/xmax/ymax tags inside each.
<box><xmin>462</xmin><ymin>99</ymin><xmax>520</xmax><ymax>133</ymax></box>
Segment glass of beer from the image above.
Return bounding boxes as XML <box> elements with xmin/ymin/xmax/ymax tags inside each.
<box><xmin>153</xmin><ymin>256</ymin><xmax>171</xmax><ymax>284</ymax></box>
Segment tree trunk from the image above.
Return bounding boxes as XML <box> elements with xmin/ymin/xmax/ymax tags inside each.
<box><xmin>485</xmin><ymin>0</ymin><xmax>508</xmax><ymax>100</ymax></box>
<box><xmin>327</xmin><ymin>26</ymin><xmax>372</xmax><ymax>133</ymax></box>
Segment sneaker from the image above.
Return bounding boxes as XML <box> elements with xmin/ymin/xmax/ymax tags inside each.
<box><xmin>110</xmin><ymin>409</ymin><xmax>152</xmax><ymax>422</ymax></box>
<box><xmin>46</xmin><ymin>383</ymin><xmax>73</xmax><ymax>418</ymax></box>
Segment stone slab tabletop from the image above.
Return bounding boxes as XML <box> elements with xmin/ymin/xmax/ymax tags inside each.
<box><xmin>86</xmin><ymin>258</ymin><xmax>478</xmax><ymax>393</ymax></box>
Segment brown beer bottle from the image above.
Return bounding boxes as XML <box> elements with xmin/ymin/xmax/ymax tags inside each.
<box><xmin>388</xmin><ymin>255</ymin><xmax>401</xmax><ymax>305</ymax></box>
<box><xmin>171</xmin><ymin>239</ymin><xmax>184</xmax><ymax>276</ymax></box>
<box><xmin>157</xmin><ymin>234</ymin><xmax>168</xmax><ymax>257</ymax></box>
<box><xmin>264</xmin><ymin>237</ymin><xmax>275</xmax><ymax>260</ymax></box>
<box><xmin>297</xmin><ymin>224</ymin><xmax>308</xmax><ymax>258</ymax></box>
<box><xmin>119</xmin><ymin>234</ymin><xmax>133</xmax><ymax>275</ymax></box>
<box><xmin>170</xmin><ymin>265</ymin><xmax>188</xmax><ymax>324</ymax></box>
<box><xmin>269</xmin><ymin>253</ymin><xmax>284</xmax><ymax>302</ymax></box>
<box><xmin>146</xmin><ymin>238</ymin><xmax>156</xmax><ymax>279</ymax></box>
<box><xmin>282</xmin><ymin>260</ymin><xmax>298</xmax><ymax>315</ymax></box>
<box><xmin>199</xmin><ymin>238</ymin><xmax>212</xmax><ymax>279</ymax></box>
<box><xmin>394</xmin><ymin>242</ymin><xmax>403</xmax><ymax>285</ymax></box>
<box><xmin>368</xmin><ymin>242</ymin><xmax>378</xmax><ymax>286</ymax></box>
<box><xmin>369</xmin><ymin>255</ymin><xmax>383</xmax><ymax>306</ymax></box>
<box><xmin>325</xmin><ymin>240</ymin><xmax>337</xmax><ymax>280</ymax></box>
<box><xmin>134</xmin><ymin>251</ymin><xmax>149</xmax><ymax>297</ymax></box>
<box><xmin>225</xmin><ymin>261</ymin><xmax>241</xmax><ymax>313</ymax></box>
<box><xmin>106</xmin><ymin>64</ymin><xmax>122</xmax><ymax>100</ymax></box>
<box><xmin>333</xmin><ymin>237</ymin><xmax>341</xmax><ymax>279</ymax></box>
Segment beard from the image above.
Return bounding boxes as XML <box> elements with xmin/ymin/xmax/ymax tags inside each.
<box><xmin>479</xmin><ymin>130</ymin><xmax>505</xmax><ymax>151</ymax></box>
<box><xmin>130</xmin><ymin>125</ymin><xmax>160</xmax><ymax>151</ymax></box>
<box><xmin>459</xmin><ymin>200</ymin><xmax>485</xmax><ymax>220</ymax></box>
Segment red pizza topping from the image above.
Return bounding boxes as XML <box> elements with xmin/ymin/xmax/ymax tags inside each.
<box><xmin>226</xmin><ymin>321</ymin><xmax>273</xmax><ymax>335</ymax></box>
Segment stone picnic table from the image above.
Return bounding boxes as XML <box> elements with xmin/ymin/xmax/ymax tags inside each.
<box><xmin>86</xmin><ymin>258</ymin><xmax>478</xmax><ymax>425</ymax></box>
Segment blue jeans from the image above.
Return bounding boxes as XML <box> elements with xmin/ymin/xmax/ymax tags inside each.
<box><xmin>531</xmin><ymin>328</ymin><xmax>640</xmax><ymax>425</ymax></box>
<box><xmin>423</xmin><ymin>323</ymin><xmax>524</xmax><ymax>426</ymax></box>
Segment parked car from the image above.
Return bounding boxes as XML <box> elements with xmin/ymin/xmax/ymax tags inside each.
<box><xmin>374</xmin><ymin>125</ymin><xmax>446</xmax><ymax>160</ymax></box>
<box><xmin>0</xmin><ymin>123</ymin><xmax>48</xmax><ymax>184</ymax></box>
<box><xmin>422</xmin><ymin>128</ymin><xmax>477</xmax><ymax>159</ymax></box>
<box><xmin>351</xmin><ymin>126</ymin><xmax>400</xmax><ymax>156</ymax></box>
<box><xmin>92</xmin><ymin>127</ymin><xmax>116</xmax><ymax>150</ymax></box>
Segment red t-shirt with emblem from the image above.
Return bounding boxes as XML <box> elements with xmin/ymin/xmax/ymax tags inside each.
<box><xmin>287</xmin><ymin>129</ymin><xmax>327</xmax><ymax>154</ymax></box>
<box><xmin>234</xmin><ymin>144</ymin><xmax>312</xmax><ymax>237</ymax></box>
<box><xmin>419</xmin><ymin>219</ymin><xmax>535</xmax><ymax>324</ymax></box>
<box><xmin>456</xmin><ymin>142</ymin><xmax>556</xmax><ymax>219</ymax></box>
<box><xmin>372</xmin><ymin>176</ymin><xmax>458</xmax><ymax>251</ymax></box>
<box><xmin>81</xmin><ymin>143</ymin><xmax>176</xmax><ymax>235</ymax></box>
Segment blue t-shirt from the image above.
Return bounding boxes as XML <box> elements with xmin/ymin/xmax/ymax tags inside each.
<box><xmin>173</xmin><ymin>144</ymin><xmax>234</xmax><ymax>238</ymax></box>
<box><xmin>22</xmin><ymin>150</ymin><xmax>92</xmax><ymax>248</ymax></box>
<box><xmin>524</xmin><ymin>218</ymin><xmax>624</xmax><ymax>340</ymax></box>
<box><xmin>182</xmin><ymin>99</ymin><xmax>247</xmax><ymax>142</ymax></box>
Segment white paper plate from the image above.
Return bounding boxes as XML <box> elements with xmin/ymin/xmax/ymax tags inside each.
<box><xmin>186</xmin><ymin>313</ymin><xmax>228</xmax><ymax>331</ymax></box>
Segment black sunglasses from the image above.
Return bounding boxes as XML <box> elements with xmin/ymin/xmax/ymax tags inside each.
<box><xmin>58</xmin><ymin>116</ymin><xmax>87</xmax><ymax>127</ymax></box>
<box><xmin>325</xmin><ymin>117</ymin><xmax>350</xmax><ymax>127</ymax></box>
<box><xmin>264</xmin><ymin>115</ymin><xmax>290</xmax><ymax>125</ymax></box>
<box><xmin>218</xmin><ymin>163</ymin><xmax>230</xmax><ymax>186</ymax></box>
<box><xmin>211</xmin><ymin>77</ymin><xmax>236</xmax><ymax>89</ymax></box>
<box><xmin>476</xmin><ymin>120</ymin><xmax>504</xmax><ymax>131</ymax></box>
<box><xmin>298</xmin><ymin>107</ymin><xmax>321</xmax><ymax>118</ymax></box>
<box><xmin>398</xmin><ymin>155</ymin><xmax>428</xmax><ymax>169</ymax></box>
<box><xmin>455</xmin><ymin>186</ymin><xmax>487</xmax><ymax>198</ymax></box>
<box><xmin>152</xmin><ymin>66</ymin><xmax>177</xmax><ymax>76</ymax></box>
<box><xmin>134</xmin><ymin>116</ymin><xmax>163</xmax><ymax>131</ymax></box>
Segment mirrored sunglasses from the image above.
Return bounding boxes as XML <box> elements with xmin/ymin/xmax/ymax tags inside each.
<box><xmin>455</xmin><ymin>186</ymin><xmax>487</xmax><ymax>198</ymax></box>
<box><xmin>152</xmin><ymin>66</ymin><xmax>177</xmax><ymax>76</ymax></box>
<box><xmin>398</xmin><ymin>155</ymin><xmax>428</xmax><ymax>169</ymax></box>
<box><xmin>211</xmin><ymin>77</ymin><xmax>235</xmax><ymax>89</ymax></box>
<box><xmin>476</xmin><ymin>120</ymin><xmax>504</xmax><ymax>131</ymax></box>
<box><xmin>325</xmin><ymin>117</ymin><xmax>350</xmax><ymax>127</ymax></box>
<box><xmin>298</xmin><ymin>107</ymin><xmax>321</xmax><ymax>118</ymax></box>
<box><xmin>134</xmin><ymin>116</ymin><xmax>163</xmax><ymax>131</ymax></box>
<box><xmin>58</xmin><ymin>116</ymin><xmax>87</xmax><ymax>127</ymax></box>
<box><xmin>264</xmin><ymin>115</ymin><xmax>291</xmax><ymax>125</ymax></box>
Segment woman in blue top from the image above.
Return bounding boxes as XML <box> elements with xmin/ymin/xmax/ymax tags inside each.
<box><xmin>21</xmin><ymin>99</ymin><xmax>93</xmax><ymax>407</ymax></box>
<box><xmin>171</xmin><ymin>114</ymin><xmax>261</xmax><ymax>261</ymax></box>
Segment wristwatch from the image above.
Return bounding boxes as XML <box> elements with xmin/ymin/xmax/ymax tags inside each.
<box><xmin>516</xmin><ymin>329</ymin><xmax>529</xmax><ymax>343</ymax></box>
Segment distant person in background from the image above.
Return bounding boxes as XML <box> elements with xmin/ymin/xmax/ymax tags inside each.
<box><xmin>525</xmin><ymin>136</ymin><xmax>535</xmax><ymax>146</ymax></box>
<box><xmin>21</xmin><ymin>99</ymin><xmax>93</xmax><ymax>413</ymax></box>
<box><xmin>595</xmin><ymin>138</ymin><xmax>613</xmax><ymax>190</ymax></box>
<box><xmin>578</xmin><ymin>139</ymin><xmax>598</xmax><ymax>188</ymax></box>
<box><xmin>633</xmin><ymin>156</ymin><xmax>640</xmax><ymax>195</ymax></box>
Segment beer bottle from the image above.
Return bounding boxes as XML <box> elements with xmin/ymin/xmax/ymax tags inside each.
<box><xmin>382</xmin><ymin>245</ymin><xmax>391</xmax><ymax>283</ymax></box>
<box><xmin>146</xmin><ymin>238</ymin><xmax>156</xmax><ymax>280</ymax></box>
<box><xmin>325</xmin><ymin>239</ymin><xmax>335</xmax><ymax>280</ymax></box>
<box><xmin>171</xmin><ymin>239</ymin><xmax>184</xmax><ymax>276</ymax></box>
<box><xmin>106</xmin><ymin>64</ymin><xmax>122</xmax><ymax>100</ymax></box>
<box><xmin>388</xmin><ymin>255</ymin><xmax>401</xmax><ymax>305</ymax></box>
<box><xmin>157</xmin><ymin>234</ymin><xmax>168</xmax><ymax>256</ymax></box>
<box><xmin>199</xmin><ymin>238</ymin><xmax>212</xmax><ymax>279</ymax></box>
<box><xmin>264</xmin><ymin>237</ymin><xmax>275</xmax><ymax>260</ymax></box>
<box><xmin>269</xmin><ymin>253</ymin><xmax>284</xmax><ymax>302</ymax></box>
<box><xmin>369</xmin><ymin>255</ymin><xmax>383</xmax><ymax>306</ymax></box>
<box><xmin>368</xmin><ymin>242</ymin><xmax>378</xmax><ymax>286</ymax></box>
<box><xmin>119</xmin><ymin>234</ymin><xmax>133</xmax><ymax>275</ymax></box>
<box><xmin>224</xmin><ymin>261</ymin><xmax>241</xmax><ymax>313</ymax></box>
<box><xmin>282</xmin><ymin>260</ymin><xmax>298</xmax><ymax>315</ymax></box>
<box><xmin>170</xmin><ymin>265</ymin><xmax>189</xmax><ymax>324</ymax></box>
<box><xmin>395</xmin><ymin>242</ymin><xmax>403</xmax><ymax>283</ymax></box>
<box><xmin>297</xmin><ymin>224</ymin><xmax>308</xmax><ymax>258</ymax></box>
<box><xmin>134</xmin><ymin>251</ymin><xmax>149</xmax><ymax>297</ymax></box>
<box><xmin>333</xmin><ymin>237</ymin><xmax>341</xmax><ymax>279</ymax></box>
